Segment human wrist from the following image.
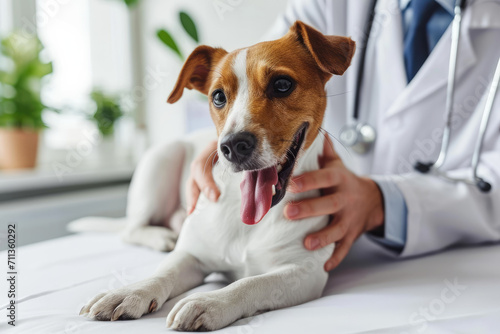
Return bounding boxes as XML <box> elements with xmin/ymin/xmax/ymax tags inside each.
<box><xmin>361</xmin><ymin>177</ymin><xmax>385</xmax><ymax>232</ymax></box>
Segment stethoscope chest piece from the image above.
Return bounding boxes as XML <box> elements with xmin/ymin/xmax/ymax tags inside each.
<box><xmin>339</xmin><ymin>123</ymin><xmax>376</xmax><ymax>154</ymax></box>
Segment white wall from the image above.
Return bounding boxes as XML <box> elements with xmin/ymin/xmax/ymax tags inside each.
<box><xmin>140</xmin><ymin>0</ymin><xmax>289</xmax><ymax>146</ymax></box>
<box><xmin>0</xmin><ymin>0</ymin><xmax>13</xmax><ymax>34</ymax></box>
<box><xmin>88</xmin><ymin>0</ymin><xmax>133</xmax><ymax>93</ymax></box>
<box><xmin>0</xmin><ymin>185</ymin><xmax>128</xmax><ymax>250</ymax></box>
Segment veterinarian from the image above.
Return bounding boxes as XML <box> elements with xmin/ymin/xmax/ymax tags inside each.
<box><xmin>186</xmin><ymin>0</ymin><xmax>500</xmax><ymax>271</ymax></box>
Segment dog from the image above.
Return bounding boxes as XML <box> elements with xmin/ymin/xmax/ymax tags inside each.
<box><xmin>78</xmin><ymin>21</ymin><xmax>355</xmax><ymax>331</ymax></box>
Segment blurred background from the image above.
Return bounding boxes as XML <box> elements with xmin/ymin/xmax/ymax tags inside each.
<box><xmin>0</xmin><ymin>0</ymin><xmax>288</xmax><ymax>249</ymax></box>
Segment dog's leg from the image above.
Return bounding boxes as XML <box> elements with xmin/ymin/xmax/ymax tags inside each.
<box><xmin>166</xmin><ymin>262</ymin><xmax>329</xmax><ymax>331</ymax></box>
<box><xmin>81</xmin><ymin>251</ymin><xmax>205</xmax><ymax>321</ymax></box>
<box><xmin>121</xmin><ymin>141</ymin><xmax>189</xmax><ymax>251</ymax></box>
<box><xmin>121</xmin><ymin>225</ymin><xmax>179</xmax><ymax>252</ymax></box>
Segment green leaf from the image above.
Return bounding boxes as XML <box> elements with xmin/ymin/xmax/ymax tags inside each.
<box><xmin>0</xmin><ymin>31</ymin><xmax>53</xmax><ymax>129</ymax></box>
<box><xmin>123</xmin><ymin>0</ymin><xmax>138</xmax><ymax>7</ymax></box>
<box><xmin>179</xmin><ymin>11</ymin><xmax>199</xmax><ymax>43</ymax></box>
<box><xmin>156</xmin><ymin>29</ymin><xmax>183</xmax><ymax>59</ymax></box>
<box><xmin>0</xmin><ymin>70</ymin><xmax>11</xmax><ymax>84</ymax></box>
<box><xmin>26</xmin><ymin>61</ymin><xmax>53</xmax><ymax>78</ymax></box>
<box><xmin>89</xmin><ymin>89</ymin><xmax>124</xmax><ymax>137</ymax></box>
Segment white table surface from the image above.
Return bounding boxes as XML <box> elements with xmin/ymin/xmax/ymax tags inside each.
<box><xmin>1</xmin><ymin>232</ymin><xmax>499</xmax><ymax>334</ymax></box>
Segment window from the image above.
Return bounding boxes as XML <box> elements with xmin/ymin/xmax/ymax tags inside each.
<box><xmin>36</xmin><ymin>0</ymin><xmax>136</xmax><ymax>168</ymax></box>
<box><xmin>0</xmin><ymin>0</ymin><xmax>138</xmax><ymax>191</ymax></box>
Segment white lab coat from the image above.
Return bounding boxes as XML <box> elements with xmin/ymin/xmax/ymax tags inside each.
<box><xmin>268</xmin><ymin>0</ymin><xmax>500</xmax><ymax>257</ymax></box>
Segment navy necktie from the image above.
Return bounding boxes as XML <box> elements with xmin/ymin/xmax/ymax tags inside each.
<box><xmin>403</xmin><ymin>0</ymin><xmax>453</xmax><ymax>82</ymax></box>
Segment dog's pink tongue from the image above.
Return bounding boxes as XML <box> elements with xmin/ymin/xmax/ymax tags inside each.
<box><xmin>240</xmin><ymin>166</ymin><xmax>278</xmax><ymax>225</ymax></box>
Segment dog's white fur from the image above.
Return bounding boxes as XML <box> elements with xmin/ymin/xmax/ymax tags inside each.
<box><xmin>220</xmin><ymin>49</ymin><xmax>250</xmax><ymax>137</ymax></box>
<box><xmin>78</xmin><ymin>40</ymin><xmax>337</xmax><ymax>332</ymax></box>
<box><xmin>79</xmin><ymin>128</ymin><xmax>332</xmax><ymax>330</ymax></box>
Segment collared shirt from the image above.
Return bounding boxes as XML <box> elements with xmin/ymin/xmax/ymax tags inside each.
<box><xmin>401</xmin><ymin>0</ymin><xmax>456</xmax><ymax>51</ymax></box>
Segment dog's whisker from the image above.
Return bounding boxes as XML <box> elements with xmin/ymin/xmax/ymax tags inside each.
<box><xmin>211</xmin><ymin>151</ymin><xmax>219</xmax><ymax>168</ymax></box>
<box><xmin>318</xmin><ymin>127</ymin><xmax>354</xmax><ymax>163</ymax></box>
<box><xmin>286</xmin><ymin>147</ymin><xmax>297</xmax><ymax>161</ymax></box>
<box><xmin>320</xmin><ymin>90</ymin><xmax>352</xmax><ymax>98</ymax></box>
<box><xmin>203</xmin><ymin>149</ymin><xmax>219</xmax><ymax>177</ymax></box>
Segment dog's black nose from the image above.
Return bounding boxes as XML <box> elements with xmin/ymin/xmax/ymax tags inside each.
<box><xmin>220</xmin><ymin>132</ymin><xmax>256</xmax><ymax>164</ymax></box>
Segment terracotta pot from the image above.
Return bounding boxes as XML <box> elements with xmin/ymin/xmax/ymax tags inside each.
<box><xmin>0</xmin><ymin>128</ymin><xmax>40</xmax><ymax>170</ymax></box>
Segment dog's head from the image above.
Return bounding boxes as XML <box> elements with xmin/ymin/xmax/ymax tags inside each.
<box><xmin>168</xmin><ymin>21</ymin><xmax>355</xmax><ymax>225</ymax></box>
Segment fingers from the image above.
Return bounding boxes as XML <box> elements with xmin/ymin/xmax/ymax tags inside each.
<box><xmin>186</xmin><ymin>141</ymin><xmax>220</xmax><ymax>214</ymax></box>
<box><xmin>301</xmin><ymin>216</ymin><xmax>355</xmax><ymax>271</ymax></box>
<box><xmin>324</xmin><ymin>236</ymin><xmax>354</xmax><ymax>271</ymax></box>
<box><xmin>285</xmin><ymin>193</ymin><xmax>344</xmax><ymax>220</ymax></box>
<box><xmin>321</xmin><ymin>133</ymin><xmax>340</xmax><ymax>161</ymax></box>
<box><xmin>289</xmin><ymin>136</ymin><xmax>344</xmax><ymax>194</ymax></box>
<box><xmin>186</xmin><ymin>177</ymin><xmax>201</xmax><ymax>215</ymax></box>
<box><xmin>289</xmin><ymin>169</ymin><xmax>342</xmax><ymax>193</ymax></box>
<box><xmin>303</xmin><ymin>218</ymin><xmax>348</xmax><ymax>250</ymax></box>
<box><xmin>192</xmin><ymin>161</ymin><xmax>220</xmax><ymax>200</ymax></box>
<box><xmin>301</xmin><ymin>212</ymin><xmax>357</xmax><ymax>271</ymax></box>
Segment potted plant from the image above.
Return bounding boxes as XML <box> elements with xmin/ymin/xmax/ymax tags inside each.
<box><xmin>87</xmin><ymin>89</ymin><xmax>127</xmax><ymax>160</ymax></box>
<box><xmin>0</xmin><ymin>31</ymin><xmax>54</xmax><ymax>170</ymax></box>
<box><xmin>89</xmin><ymin>89</ymin><xmax>124</xmax><ymax>138</ymax></box>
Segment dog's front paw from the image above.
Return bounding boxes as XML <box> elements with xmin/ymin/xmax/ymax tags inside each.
<box><xmin>80</xmin><ymin>280</ymin><xmax>162</xmax><ymax>321</ymax></box>
<box><xmin>166</xmin><ymin>291</ymin><xmax>238</xmax><ymax>331</ymax></box>
<box><xmin>148</xmin><ymin>227</ymin><xmax>177</xmax><ymax>252</ymax></box>
<box><xmin>122</xmin><ymin>226</ymin><xmax>177</xmax><ymax>252</ymax></box>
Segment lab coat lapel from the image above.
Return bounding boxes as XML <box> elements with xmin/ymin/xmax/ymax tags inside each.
<box><xmin>346</xmin><ymin>0</ymin><xmax>374</xmax><ymax>117</ymax></box>
<box><xmin>385</xmin><ymin>4</ymin><xmax>478</xmax><ymax>119</ymax></box>
<box><xmin>372</xmin><ymin>0</ymin><xmax>408</xmax><ymax>119</ymax></box>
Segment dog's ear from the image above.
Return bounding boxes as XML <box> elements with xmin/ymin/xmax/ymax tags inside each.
<box><xmin>289</xmin><ymin>21</ymin><xmax>356</xmax><ymax>76</ymax></box>
<box><xmin>168</xmin><ymin>45</ymin><xmax>228</xmax><ymax>104</ymax></box>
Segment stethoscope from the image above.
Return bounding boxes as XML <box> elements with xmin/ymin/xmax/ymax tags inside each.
<box><xmin>339</xmin><ymin>0</ymin><xmax>499</xmax><ymax>193</ymax></box>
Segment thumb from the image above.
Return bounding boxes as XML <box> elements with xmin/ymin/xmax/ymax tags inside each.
<box><xmin>194</xmin><ymin>157</ymin><xmax>220</xmax><ymax>202</ymax></box>
<box><xmin>186</xmin><ymin>177</ymin><xmax>200</xmax><ymax>215</ymax></box>
<box><xmin>322</xmin><ymin>134</ymin><xmax>340</xmax><ymax>160</ymax></box>
<box><xmin>200</xmin><ymin>178</ymin><xmax>220</xmax><ymax>202</ymax></box>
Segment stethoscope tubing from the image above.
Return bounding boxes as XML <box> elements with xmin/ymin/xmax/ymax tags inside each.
<box><xmin>343</xmin><ymin>0</ymin><xmax>495</xmax><ymax>193</ymax></box>
<box><xmin>472</xmin><ymin>56</ymin><xmax>500</xmax><ymax>181</ymax></box>
<box><xmin>415</xmin><ymin>0</ymin><xmax>496</xmax><ymax>193</ymax></box>
<box><xmin>433</xmin><ymin>0</ymin><xmax>464</xmax><ymax>169</ymax></box>
<box><xmin>420</xmin><ymin>55</ymin><xmax>499</xmax><ymax>193</ymax></box>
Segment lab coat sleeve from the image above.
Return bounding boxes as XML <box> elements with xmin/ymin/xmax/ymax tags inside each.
<box><xmin>369</xmin><ymin>62</ymin><xmax>500</xmax><ymax>258</ymax></box>
<box><xmin>369</xmin><ymin>178</ymin><xmax>408</xmax><ymax>250</ymax></box>
<box><xmin>374</xmin><ymin>147</ymin><xmax>500</xmax><ymax>258</ymax></box>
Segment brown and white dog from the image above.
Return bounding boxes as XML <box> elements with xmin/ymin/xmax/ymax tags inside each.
<box><xmin>79</xmin><ymin>21</ymin><xmax>355</xmax><ymax>331</ymax></box>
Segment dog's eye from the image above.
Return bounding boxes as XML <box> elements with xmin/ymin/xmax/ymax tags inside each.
<box><xmin>274</xmin><ymin>79</ymin><xmax>292</xmax><ymax>93</ymax></box>
<box><xmin>269</xmin><ymin>76</ymin><xmax>295</xmax><ymax>98</ymax></box>
<box><xmin>212</xmin><ymin>90</ymin><xmax>227</xmax><ymax>108</ymax></box>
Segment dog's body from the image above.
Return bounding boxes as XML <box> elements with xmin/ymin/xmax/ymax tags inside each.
<box><xmin>79</xmin><ymin>21</ymin><xmax>355</xmax><ymax>330</ymax></box>
<box><xmin>177</xmin><ymin>134</ymin><xmax>330</xmax><ymax>278</ymax></box>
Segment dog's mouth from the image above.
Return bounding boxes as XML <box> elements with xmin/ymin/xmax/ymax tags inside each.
<box><xmin>240</xmin><ymin>123</ymin><xmax>308</xmax><ymax>225</ymax></box>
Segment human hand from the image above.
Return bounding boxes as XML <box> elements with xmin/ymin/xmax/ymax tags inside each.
<box><xmin>284</xmin><ymin>136</ymin><xmax>385</xmax><ymax>271</ymax></box>
<box><xmin>186</xmin><ymin>140</ymin><xmax>220</xmax><ymax>214</ymax></box>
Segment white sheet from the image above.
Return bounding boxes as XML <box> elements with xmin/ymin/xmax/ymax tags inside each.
<box><xmin>1</xmin><ymin>233</ymin><xmax>499</xmax><ymax>333</ymax></box>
